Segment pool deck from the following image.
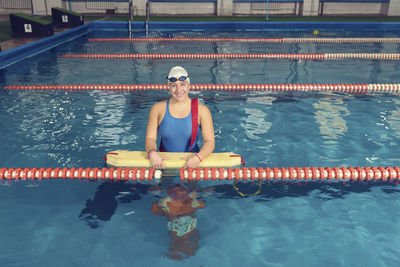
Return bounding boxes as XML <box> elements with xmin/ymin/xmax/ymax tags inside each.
<box><xmin>0</xmin><ymin>15</ymin><xmax>42</xmax><ymax>51</ymax></box>
<box><xmin>0</xmin><ymin>14</ymin><xmax>87</xmax><ymax>51</ymax></box>
<box><xmin>0</xmin><ymin>14</ymin><xmax>110</xmax><ymax>52</ymax></box>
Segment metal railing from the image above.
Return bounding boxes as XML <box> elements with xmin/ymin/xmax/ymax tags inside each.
<box><xmin>145</xmin><ymin>2</ymin><xmax>150</xmax><ymax>37</ymax></box>
<box><xmin>128</xmin><ymin>0</ymin><xmax>133</xmax><ymax>38</ymax></box>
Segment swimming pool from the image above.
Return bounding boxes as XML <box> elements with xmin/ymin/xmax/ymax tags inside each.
<box><xmin>1</xmin><ymin>22</ymin><xmax>400</xmax><ymax>265</ymax></box>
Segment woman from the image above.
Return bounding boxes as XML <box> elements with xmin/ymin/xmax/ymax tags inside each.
<box><xmin>145</xmin><ymin>66</ymin><xmax>215</xmax><ymax>169</ymax></box>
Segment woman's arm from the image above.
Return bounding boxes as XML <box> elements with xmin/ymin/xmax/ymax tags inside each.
<box><xmin>145</xmin><ymin>102</ymin><xmax>167</xmax><ymax>169</ymax></box>
<box><xmin>197</xmin><ymin>104</ymin><xmax>215</xmax><ymax>160</ymax></box>
<box><xmin>151</xmin><ymin>201</ymin><xmax>165</xmax><ymax>216</ymax></box>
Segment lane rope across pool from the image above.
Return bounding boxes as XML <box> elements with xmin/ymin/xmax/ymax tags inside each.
<box><xmin>4</xmin><ymin>83</ymin><xmax>400</xmax><ymax>94</ymax></box>
<box><xmin>61</xmin><ymin>53</ymin><xmax>400</xmax><ymax>60</ymax></box>
<box><xmin>180</xmin><ymin>167</ymin><xmax>400</xmax><ymax>181</ymax></box>
<box><xmin>88</xmin><ymin>37</ymin><xmax>400</xmax><ymax>43</ymax></box>
<box><xmin>0</xmin><ymin>167</ymin><xmax>155</xmax><ymax>181</ymax></box>
<box><xmin>1</xmin><ymin>167</ymin><xmax>400</xmax><ymax>182</ymax></box>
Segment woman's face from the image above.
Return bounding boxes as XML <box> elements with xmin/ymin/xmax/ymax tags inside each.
<box><xmin>169</xmin><ymin>80</ymin><xmax>190</xmax><ymax>102</ymax></box>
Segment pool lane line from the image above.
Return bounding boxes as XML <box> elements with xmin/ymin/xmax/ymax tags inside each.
<box><xmin>181</xmin><ymin>167</ymin><xmax>400</xmax><ymax>181</ymax></box>
<box><xmin>0</xmin><ymin>167</ymin><xmax>155</xmax><ymax>181</ymax></box>
<box><xmin>88</xmin><ymin>37</ymin><xmax>400</xmax><ymax>43</ymax></box>
<box><xmin>60</xmin><ymin>53</ymin><xmax>400</xmax><ymax>60</ymax></box>
<box><xmin>1</xmin><ymin>166</ymin><xmax>400</xmax><ymax>182</ymax></box>
<box><xmin>4</xmin><ymin>83</ymin><xmax>400</xmax><ymax>94</ymax></box>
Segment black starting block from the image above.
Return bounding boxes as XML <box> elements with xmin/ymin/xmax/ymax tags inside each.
<box><xmin>10</xmin><ymin>13</ymin><xmax>53</xmax><ymax>38</ymax></box>
<box><xmin>51</xmin><ymin>7</ymin><xmax>84</xmax><ymax>28</ymax></box>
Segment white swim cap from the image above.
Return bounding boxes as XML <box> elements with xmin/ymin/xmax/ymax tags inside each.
<box><xmin>167</xmin><ymin>66</ymin><xmax>190</xmax><ymax>84</ymax></box>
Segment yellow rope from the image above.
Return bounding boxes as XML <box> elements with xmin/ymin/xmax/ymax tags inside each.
<box><xmin>232</xmin><ymin>180</ymin><xmax>262</xmax><ymax>197</ymax></box>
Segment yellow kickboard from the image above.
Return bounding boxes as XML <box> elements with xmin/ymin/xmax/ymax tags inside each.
<box><xmin>106</xmin><ymin>150</ymin><xmax>242</xmax><ymax>169</ymax></box>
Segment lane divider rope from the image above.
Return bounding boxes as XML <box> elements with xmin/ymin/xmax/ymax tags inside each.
<box><xmin>61</xmin><ymin>53</ymin><xmax>400</xmax><ymax>60</ymax></box>
<box><xmin>88</xmin><ymin>37</ymin><xmax>400</xmax><ymax>43</ymax></box>
<box><xmin>5</xmin><ymin>83</ymin><xmax>400</xmax><ymax>94</ymax></box>
<box><xmin>1</xmin><ymin>167</ymin><xmax>399</xmax><ymax>182</ymax></box>
<box><xmin>0</xmin><ymin>167</ymin><xmax>155</xmax><ymax>181</ymax></box>
<box><xmin>180</xmin><ymin>167</ymin><xmax>400</xmax><ymax>181</ymax></box>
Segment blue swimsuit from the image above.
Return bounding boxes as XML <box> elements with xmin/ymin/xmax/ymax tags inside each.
<box><xmin>158</xmin><ymin>100</ymin><xmax>200</xmax><ymax>152</ymax></box>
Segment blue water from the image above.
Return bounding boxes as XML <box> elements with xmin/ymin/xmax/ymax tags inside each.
<box><xmin>1</xmin><ymin>28</ymin><xmax>400</xmax><ymax>266</ymax></box>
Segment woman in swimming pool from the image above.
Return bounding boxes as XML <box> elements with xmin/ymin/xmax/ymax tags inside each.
<box><xmin>145</xmin><ymin>66</ymin><xmax>215</xmax><ymax>169</ymax></box>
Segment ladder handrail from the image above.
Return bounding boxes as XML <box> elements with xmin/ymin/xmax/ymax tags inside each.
<box><xmin>145</xmin><ymin>2</ymin><xmax>150</xmax><ymax>37</ymax></box>
<box><xmin>128</xmin><ymin>0</ymin><xmax>133</xmax><ymax>38</ymax></box>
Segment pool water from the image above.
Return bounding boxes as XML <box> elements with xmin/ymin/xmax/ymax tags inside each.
<box><xmin>1</xmin><ymin>28</ymin><xmax>400</xmax><ymax>266</ymax></box>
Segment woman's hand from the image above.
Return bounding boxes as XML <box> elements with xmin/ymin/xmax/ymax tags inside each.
<box><xmin>184</xmin><ymin>155</ymin><xmax>201</xmax><ymax>169</ymax></box>
<box><xmin>149</xmin><ymin>151</ymin><xmax>168</xmax><ymax>169</ymax></box>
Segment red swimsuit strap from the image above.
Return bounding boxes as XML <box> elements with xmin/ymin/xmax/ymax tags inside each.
<box><xmin>189</xmin><ymin>98</ymin><xmax>198</xmax><ymax>152</ymax></box>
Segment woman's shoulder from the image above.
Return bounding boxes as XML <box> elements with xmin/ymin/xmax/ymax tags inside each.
<box><xmin>151</xmin><ymin>100</ymin><xmax>167</xmax><ymax>111</ymax></box>
<box><xmin>197</xmin><ymin>102</ymin><xmax>211</xmax><ymax>114</ymax></box>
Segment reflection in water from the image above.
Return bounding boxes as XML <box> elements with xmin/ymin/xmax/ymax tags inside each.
<box><xmin>92</xmin><ymin>92</ymin><xmax>134</xmax><ymax>147</ymax></box>
<box><xmin>387</xmin><ymin>98</ymin><xmax>400</xmax><ymax>140</ymax></box>
<box><xmin>313</xmin><ymin>97</ymin><xmax>350</xmax><ymax>141</ymax></box>
<box><xmin>78</xmin><ymin>178</ymin><xmax>400</xmax><ymax>262</ymax></box>
<box><xmin>241</xmin><ymin>96</ymin><xmax>274</xmax><ymax>141</ymax></box>
<box><xmin>79</xmin><ymin>181</ymin><xmax>206</xmax><ymax>260</ymax></box>
<box><xmin>17</xmin><ymin>92</ymin><xmax>76</xmax><ymax>165</ymax></box>
<box><xmin>19</xmin><ymin>92</ymin><xmax>73</xmax><ymax>141</ymax></box>
<box><xmin>212</xmin><ymin>180</ymin><xmax>400</xmax><ymax>202</ymax></box>
<box><xmin>79</xmin><ymin>181</ymin><xmax>147</xmax><ymax>228</ymax></box>
<box><xmin>151</xmin><ymin>184</ymin><xmax>205</xmax><ymax>260</ymax></box>
<box><xmin>0</xmin><ymin>68</ymin><xmax>6</xmax><ymax>85</ymax></box>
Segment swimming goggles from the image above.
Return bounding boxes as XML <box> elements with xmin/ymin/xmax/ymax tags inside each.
<box><xmin>167</xmin><ymin>76</ymin><xmax>189</xmax><ymax>82</ymax></box>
